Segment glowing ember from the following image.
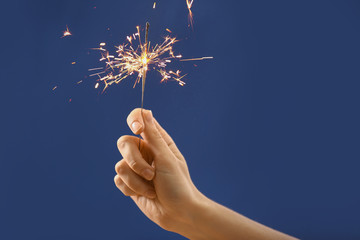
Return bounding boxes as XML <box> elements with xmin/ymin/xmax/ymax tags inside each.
<box><xmin>186</xmin><ymin>0</ymin><xmax>194</xmax><ymax>28</ymax></box>
<box><xmin>62</xmin><ymin>26</ymin><xmax>72</xmax><ymax>38</ymax></box>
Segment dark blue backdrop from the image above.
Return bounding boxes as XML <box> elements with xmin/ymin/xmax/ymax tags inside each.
<box><xmin>1</xmin><ymin>0</ymin><xmax>360</xmax><ymax>239</ymax></box>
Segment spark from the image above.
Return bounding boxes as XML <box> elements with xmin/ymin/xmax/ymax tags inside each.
<box><xmin>71</xmin><ymin>62</ymin><xmax>76</xmax><ymax>65</ymax></box>
<box><xmin>100</xmin><ymin>43</ymin><xmax>106</xmax><ymax>46</ymax></box>
<box><xmin>88</xmin><ymin>67</ymin><xmax>103</xmax><ymax>71</ymax></box>
<box><xmin>77</xmin><ymin>80</ymin><xmax>83</xmax><ymax>84</ymax></box>
<box><xmin>186</xmin><ymin>0</ymin><xmax>194</xmax><ymax>28</ymax></box>
<box><xmin>166</xmin><ymin>28</ymin><xmax>172</xmax><ymax>33</ymax></box>
<box><xmin>52</xmin><ymin>86</ymin><xmax>58</xmax><ymax>91</ymax></box>
<box><xmin>95</xmin><ymin>82</ymin><xmax>99</xmax><ymax>89</ymax></box>
<box><xmin>180</xmin><ymin>56</ymin><xmax>213</xmax><ymax>61</ymax></box>
<box><xmin>153</xmin><ymin>2</ymin><xmax>156</xmax><ymax>9</ymax></box>
<box><xmin>62</xmin><ymin>26</ymin><xmax>72</xmax><ymax>38</ymax></box>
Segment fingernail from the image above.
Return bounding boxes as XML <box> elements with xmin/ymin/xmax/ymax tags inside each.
<box><xmin>145</xmin><ymin>110</ymin><xmax>153</xmax><ymax>123</ymax></box>
<box><xmin>146</xmin><ymin>189</ymin><xmax>156</xmax><ymax>199</ymax></box>
<box><xmin>142</xmin><ymin>169</ymin><xmax>155</xmax><ymax>180</ymax></box>
<box><xmin>131</xmin><ymin>121</ymin><xmax>142</xmax><ymax>133</ymax></box>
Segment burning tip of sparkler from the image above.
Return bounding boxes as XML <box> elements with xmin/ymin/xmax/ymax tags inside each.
<box><xmin>142</xmin><ymin>55</ymin><xmax>149</xmax><ymax>65</ymax></box>
<box><xmin>89</xmin><ymin>24</ymin><xmax>212</xmax><ymax>93</ymax></box>
<box><xmin>62</xmin><ymin>26</ymin><xmax>72</xmax><ymax>38</ymax></box>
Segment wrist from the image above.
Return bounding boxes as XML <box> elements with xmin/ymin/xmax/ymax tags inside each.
<box><xmin>175</xmin><ymin>192</ymin><xmax>215</xmax><ymax>240</ymax></box>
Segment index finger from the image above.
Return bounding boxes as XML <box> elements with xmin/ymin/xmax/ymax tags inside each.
<box><xmin>117</xmin><ymin>135</ymin><xmax>155</xmax><ymax>181</ymax></box>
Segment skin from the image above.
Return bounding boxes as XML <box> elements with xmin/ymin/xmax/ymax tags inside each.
<box><xmin>114</xmin><ymin>108</ymin><xmax>298</xmax><ymax>240</ymax></box>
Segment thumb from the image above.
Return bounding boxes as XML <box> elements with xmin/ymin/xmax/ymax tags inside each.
<box><xmin>127</xmin><ymin>109</ymin><xmax>174</xmax><ymax>161</ymax></box>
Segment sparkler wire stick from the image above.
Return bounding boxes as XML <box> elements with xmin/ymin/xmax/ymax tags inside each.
<box><xmin>139</xmin><ymin>22</ymin><xmax>150</xmax><ymax>150</ymax></box>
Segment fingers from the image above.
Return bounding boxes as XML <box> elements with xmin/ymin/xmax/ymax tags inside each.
<box><xmin>117</xmin><ymin>135</ymin><xmax>155</xmax><ymax>181</ymax></box>
<box><xmin>114</xmin><ymin>175</ymin><xmax>136</xmax><ymax>196</ymax></box>
<box><xmin>127</xmin><ymin>109</ymin><xmax>169</xmax><ymax>154</ymax></box>
<box><xmin>115</xmin><ymin>160</ymin><xmax>156</xmax><ymax>199</ymax></box>
<box><xmin>153</xmin><ymin>118</ymin><xmax>184</xmax><ymax>161</ymax></box>
<box><xmin>126</xmin><ymin>109</ymin><xmax>145</xmax><ymax>135</ymax></box>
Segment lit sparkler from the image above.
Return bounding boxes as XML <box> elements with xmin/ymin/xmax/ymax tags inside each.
<box><xmin>89</xmin><ymin>22</ymin><xmax>212</xmax><ymax>135</ymax></box>
<box><xmin>89</xmin><ymin>24</ymin><xmax>188</xmax><ymax>93</ymax></box>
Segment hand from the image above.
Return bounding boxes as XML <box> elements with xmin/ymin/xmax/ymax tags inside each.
<box><xmin>114</xmin><ymin>109</ymin><xmax>204</xmax><ymax>233</ymax></box>
<box><xmin>114</xmin><ymin>109</ymin><xmax>298</xmax><ymax>240</ymax></box>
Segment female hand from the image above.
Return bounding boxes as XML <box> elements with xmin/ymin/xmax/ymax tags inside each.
<box><xmin>114</xmin><ymin>108</ymin><xmax>204</xmax><ymax>234</ymax></box>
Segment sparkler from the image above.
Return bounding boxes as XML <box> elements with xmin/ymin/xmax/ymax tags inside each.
<box><xmin>89</xmin><ymin>22</ymin><xmax>212</xmax><ymax>148</ymax></box>
<box><xmin>89</xmin><ymin>24</ymin><xmax>188</xmax><ymax>92</ymax></box>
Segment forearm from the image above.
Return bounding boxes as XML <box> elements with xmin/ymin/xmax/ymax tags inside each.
<box><xmin>180</xmin><ymin>196</ymin><xmax>298</xmax><ymax>240</ymax></box>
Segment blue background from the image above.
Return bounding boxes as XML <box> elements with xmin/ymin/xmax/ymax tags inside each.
<box><xmin>1</xmin><ymin>0</ymin><xmax>360</xmax><ymax>239</ymax></box>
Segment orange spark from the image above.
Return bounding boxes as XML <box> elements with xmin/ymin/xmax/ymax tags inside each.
<box><xmin>62</xmin><ymin>26</ymin><xmax>72</xmax><ymax>38</ymax></box>
<box><xmin>186</xmin><ymin>0</ymin><xmax>194</xmax><ymax>28</ymax></box>
<box><xmin>166</xmin><ymin>28</ymin><xmax>172</xmax><ymax>33</ymax></box>
<box><xmin>71</xmin><ymin>62</ymin><xmax>76</xmax><ymax>65</ymax></box>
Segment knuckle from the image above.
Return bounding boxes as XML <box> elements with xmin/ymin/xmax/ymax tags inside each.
<box><xmin>128</xmin><ymin>159</ymin><xmax>138</xmax><ymax>170</ymax></box>
<box><xmin>151</xmin><ymin>128</ymin><xmax>162</xmax><ymax>139</ymax></box>
<box><xmin>117</xmin><ymin>136</ymin><xmax>128</xmax><ymax>149</ymax></box>
<box><xmin>114</xmin><ymin>175</ymin><xmax>122</xmax><ymax>187</ymax></box>
<box><xmin>115</xmin><ymin>160</ymin><xmax>125</xmax><ymax>175</ymax></box>
<box><xmin>117</xmin><ymin>164</ymin><xmax>128</xmax><ymax>177</ymax></box>
<box><xmin>122</xmin><ymin>187</ymin><xmax>133</xmax><ymax>197</ymax></box>
<box><xmin>128</xmin><ymin>158</ymin><xmax>147</xmax><ymax>176</ymax></box>
<box><xmin>114</xmin><ymin>176</ymin><xmax>132</xmax><ymax>196</ymax></box>
<box><xmin>124</xmin><ymin>176</ymin><xmax>146</xmax><ymax>195</ymax></box>
<box><xmin>127</xmin><ymin>157</ymin><xmax>145</xmax><ymax>174</ymax></box>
